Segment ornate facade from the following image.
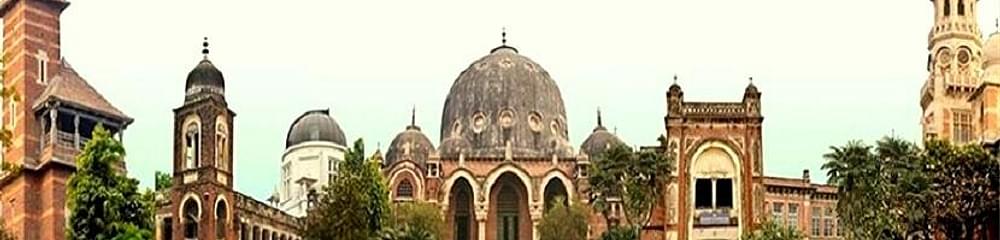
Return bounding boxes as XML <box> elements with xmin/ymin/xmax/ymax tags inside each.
<box><xmin>273</xmin><ymin>109</ymin><xmax>347</xmax><ymax>217</ymax></box>
<box><xmin>0</xmin><ymin>0</ymin><xmax>133</xmax><ymax>239</ymax></box>
<box><xmin>921</xmin><ymin>0</ymin><xmax>1000</xmax><ymax>146</ymax></box>
<box><xmin>154</xmin><ymin>40</ymin><xmax>300</xmax><ymax>240</ymax></box>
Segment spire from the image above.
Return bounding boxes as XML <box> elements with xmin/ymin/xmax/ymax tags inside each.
<box><xmin>597</xmin><ymin>108</ymin><xmax>603</xmax><ymax>127</ymax></box>
<box><xmin>411</xmin><ymin>106</ymin><xmax>416</xmax><ymax>126</ymax></box>
<box><xmin>749</xmin><ymin>76</ymin><xmax>754</xmax><ymax>84</ymax></box>
<box><xmin>673</xmin><ymin>74</ymin><xmax>678</xmax><ymax>85</ymax></box>
<box><xmin>502</xmin><ymin>27</ymin><xmax>507</xmax><ymax>46</ymax></box>
<box><xmin>202</xmin><ymin>37</ymin><xmax>210</xmax><ymax>59</ymax></box>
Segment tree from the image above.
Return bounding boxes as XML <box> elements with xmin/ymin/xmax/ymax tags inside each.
<box><xmin>588</xmin><ymin>143</ymin><xmax>674</xmax><ymax>237</ymax></box>
<box><xmin>538</xmin><ymin>197</ymin><xmax>589</xmax><ymax>240</ymax></box>
<box><xmin>154</xmin><ymin>171</ymin><xmax>172</xmax><ymax>191</ymax></box>
<box><xmin>741</xmin><ymin>220</ymin><xmax>804</xmax><ymax>240</ymax></box>
<box><xmin>924</xmin><ymin>140</ymin><xmax>999</xmax><ymax>239</ymax></box>
<box><xmin>66</xmin><ymin>126</ymin><xmax>153</xmax><ymax>239</ymax></box>
<box><xmin>0</xmin><ymin>57</ymin><xmax>18</xmax><ymax>240</ymax></box>
<box><xmin>822</xmin><ymin>138</ymin><xmax>899</xmax><ymax>239</ymax></box>
<box><xmin>598</xmin><ymin>226</ymin><xmax>638</xmax><ymax>240</ymax></box>
<box><xmin>385</xmin><ymin>202</ymin><xmax>446</xmax><ymax>240</ymax></box>
<box><xmin>303</xmin><ymin>139</ymin><xmax>391</xmax><ymax>240</ymax></box>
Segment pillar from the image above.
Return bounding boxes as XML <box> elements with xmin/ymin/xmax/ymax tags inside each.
<box><xmin>48</xmin><ymin>108</ymin><xmax>57</xmax><ymax>145</ymax></box>
<box><xmin>73</xmin><ymin>114</ymin><xmax>79</xmax><ymax>149</ymax></box>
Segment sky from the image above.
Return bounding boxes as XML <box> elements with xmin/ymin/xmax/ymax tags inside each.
<box><xmin>45</xmin><ymin>0</ymin><xmax>1000</xmax><ymax>200</ymax></box>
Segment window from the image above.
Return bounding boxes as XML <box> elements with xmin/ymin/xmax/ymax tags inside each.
<box><xmin>772</xmin><ymin>203</ymin><xmax>784</xmax><ymax>224</ymax></box>
<box><xmin>397</xmin><ymin>180</ymin><xmax>414</xmax><ymax>200</ymax></box>
<box><xmin>953</xmin><ymin>110</ymin><xmax>972</xmax><ymax>143</ymax></box>
<box><xmin>944</xmin><ymin>0</ymin><xmax>951</xmax><ymax>16</ymax></box>
<box><xmin>216</xmin><ymin>201</ymin><xmax>228</xmax><ymax>238</ymax></box>
<box><xmin>957</xmin><ymin>0</ymin><xmax>965</xmax><ymax>15</ymax></box>
<box><xmin>185</xmin><ymin>123</ymin><xmax>201</xmax><ymax>169</ymax></box>
<box><xmin>787</xmin><ymin>203</ymin><xmax>799</xmax><ymax>229</ymax></box>
<box><xmin>715</xmin><ymin>179</ymin><xmax>733</xmax><ymax>208</ymax></box>
<box><xmin>36</xmin><ymin>57</ymin><xmax>47</xmax><ymax>84</ymax></box>
<box><xmin>694</xmin><ymin>179</ymin><xmax>713</xmax><ymax>208</ymax></box>
<box><xmin>162</xmin><ymin>217</ymin><xmax>173</xmax><ymax>240</ymax></box>
<box><xmin>183</xmin><ymin>199</ymin><xmax>200</xmax><ymax>239</ymax></box>
<box><xmin>216</xmin><ymin>122</ymin><xmax>227</xmax><ymax>171</ymax></box>
<box><xmin>824</xmin><ymin>207</ymin><xmax>835</xmax><ymax>236</ymax></box>
<box><xmin>811</xmin><ymin>207</ymin><xmax>821</xmax><ymax>236</ymax></box>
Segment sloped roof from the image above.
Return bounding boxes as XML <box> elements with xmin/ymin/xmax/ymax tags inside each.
<box><xmin>32</xmin><ymin>60</ymin><xmax>132</xmax><ymax>123</ymax></box>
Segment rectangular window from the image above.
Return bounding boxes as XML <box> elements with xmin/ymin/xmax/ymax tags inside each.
<box><xmin>772</xmin><ymin>202</ymin><xmax>783</xmax><ymax>224</ymax></box>
<box><xmin>694</xmin><ymin>179</ymin><xmax>713</xmax><ymax>209</ymax></box>
<box><xmin>715</xmin><ymin>178</ymin><xmax>733</xmax><ymax>208</ymax></box>
<box><xmin>953</xmin><ymin>110</ymin><xmax>973</xmax><ymax>143</ymax></box>
<box><xmin>824</xmin><ymin>219</ymin><xmax>833</xmax><ymax>236</ymax></box>
<box><xmin>811</xmin><ymin>207</ymin><xmax>821</xmax><ymax>236</ymax></box>
<box><xmin>787</xmin><ymin>203</ymin><xmax>799</xmax><ymax>229</ymax></box>
<box><xmin>37</xmin><ymin>58</ymin><xmax>47</xmax><ymax>84</ymax></box>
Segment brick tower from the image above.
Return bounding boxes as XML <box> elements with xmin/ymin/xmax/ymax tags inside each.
<box><xmin>920</xmin><ymin>0</ymin><xmax>984</xmax><ymax>143</ymax></box>
<box><xmin>162</xmin><ymin>39</ymin><xmax>237</xmax><ymax>240</ymax></box>
<box><xmin>0</xmin><ymin>0</ymin><xmax>132</xmax><ymax>239</ymax></box>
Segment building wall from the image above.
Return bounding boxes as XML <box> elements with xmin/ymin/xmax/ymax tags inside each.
<box><xmin>762</xmin><ymin>175</ymin><xmax>840</xmax><ymax>240</ymax></box>
<box><xmin>276</xmin><ymin>141</ymin><xmax>345</xmax><ymax>217</ymax></box>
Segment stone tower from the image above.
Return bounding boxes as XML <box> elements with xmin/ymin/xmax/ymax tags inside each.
<box><xmin>921</xmin><ymin>0</ymin><xmax>985</xmax><ymax>143</ymax></box>
<box><xmin>164</xmin><ymin>39</ymin><xmax>237</xmax><ymax>240</ymax></box>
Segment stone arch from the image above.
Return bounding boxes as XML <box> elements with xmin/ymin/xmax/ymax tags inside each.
<box><xmin>441</xmin><ymin>169</ymin><xmax>481</xmax><ymax>205</ymax></box>
<box><xmin>448</xmin><ymin>176</ymin><xmax>477</xmax><ymax>240</ymax></box>
<box><xmin>487</xmin><ymin>172</ymin><xmax>532</xmax><ymax>240</ymax></box>
<box><xmin>215</xmin><ymin>196</ymin><xmax>229</xmax><ymax>238</ymax></box>
<box><xmin>389</xmin><ymin>167</ymin><xmax>423</xmax><ymax>200</ymax></box>
<box><xmin>687</xmin><ymin>140</ymin><xmax>744</xmax><ymax>236</ymax></box>
<box><xmin>540</xmin><ymin>169</ymin><xmax>574</xmax><ymax>210</ymax></box>
<box><xmin>180</xmin><ymin>193</ymin><xmax>202</xmax><ymax>239</ymax></box>
<box><xmin>482</xmin><ymin>164</ymin><xmax>535</xmax><ymax>205</ymax></box>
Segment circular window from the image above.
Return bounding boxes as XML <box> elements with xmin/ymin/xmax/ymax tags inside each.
<box><xmin>528</xmin><ymin>112</ymin><xmax>543</xmax><ymax>132</ymax></box>
<box><xmin>499</xmin><ymin>109</ymin><xmax>515</xmax><ymax>128</ymax></box>
<box><xmin>937</xmin><ymin>48</ymin><xmax>953</xmax><ymax>65</ymax></box>
<box><xmin>472</xmin><ymin>112</ymin><xmax>487</xmax><ymax>133</ymax></box>
<box><xmin>958</xmin><ymin>48</ymin><xmax>971</xmax><ymax>64</ymax></box>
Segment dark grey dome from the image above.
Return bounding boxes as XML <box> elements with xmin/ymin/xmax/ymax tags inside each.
<box><xmin>384</xmin><ymin>125</ymin><xmax>436</xmax><ymax>167</ymax></box>
<box><xmin>286</xmin><ymin>109</ymin><xmax>347</xmax><ymax>148</ymax></box>
<box><xmin>185</xmin><ymin>59</ymin><xmax>225</xmax><ymax>97</ymax></box>
<box><xmin>580</xmin><ymin>113</ymin><xmax>625</xmax><ymax>157</ymax></box>
<box><xmin>439</xmin><ymin>45</ymin><xmax>573</xmax><ymax>158</ymax></box>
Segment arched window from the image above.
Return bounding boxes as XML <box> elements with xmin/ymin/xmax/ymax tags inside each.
<box><xmin>183</xmin><ymin>198</ymin><xmax>200</xmax><ymax>239</ymax></box>
<box><xmin>216</xmin><ymin>121</ymin><xmax>228</xmax><ymax>171</ymax></box>
<box><xmin>944</xmin><ymin>0</ymin><xmax>951</xmax><ymax>16</ymax></box>
<box><xmin>957</xmin><ymin>0</ymin><xmax>965</xmax><ymax>15</ymax></box>
<box><xmin>396</xmin><ymin>180</ymin><xmax>414</xmax><ymax>200</ymax></box>
<box><xmin>185</xmin><ymin>122</ymin><xmax>201</xmax><ymax>169</ymax></box>
<box><xmin>216</xmin><ymin>200</ymin><xmax>228</xmax><ymax>238</ymax></box>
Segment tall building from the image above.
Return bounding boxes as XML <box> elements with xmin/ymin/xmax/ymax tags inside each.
<box><xmin>921</xmin><ymin>0</ymin><xmax>1000</xmax><ymax>146</ymax></box>
<box><xmin>0</xmin><ymin>0</ymin><xmax>133</xmax><ymax>239</ymax></box>
<box><xmin>274</xmin><ymin>109</ymin><xmax>347</xmax><ymax>217</ymax></box>
<box><xmin>154</xmin><ymin>40</ymin><xmax>300</xmax><ymax>240</ymax></box>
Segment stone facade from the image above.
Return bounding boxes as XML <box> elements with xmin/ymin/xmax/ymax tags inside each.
<box><xmin>0</xmin><ymin>1</ymin><xmax>132</xmax><ymax>239</ymax></box>
<box><xmin>154</xmin><ymin>44</ymin><xmax>299</xmax><ymax>240</ymax></box>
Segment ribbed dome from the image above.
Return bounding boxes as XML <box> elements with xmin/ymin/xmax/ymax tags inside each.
<box><xmin>286</xmin><ymin>109</ymin><xmax>347</xmax><ymax>148</ymax></box>
<box><xmin>985</xmin><ymin>32</ymin><xmax>1000</xmax><ymax>67</ymax></box>
<box><xmin>580</xmin><ymin>113</ymin><xmax>625</xmax><ymax>157</ymax></box>
<box><xmin>439</xmin><ymin>45</ymin><xmax>574</xmax><ymax>158</ymax></box>
<box><xmin>385</xmin><ymin>125</ymin><xmax>436</xmax><ymax>167</ymax></box>
<box><xmin>185</xmin><ymin>59</ymin><xmax>225</xmax><ymax>97</ymax></box>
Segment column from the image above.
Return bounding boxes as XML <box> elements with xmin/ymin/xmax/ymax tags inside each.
<box><xmin>73</xmin><ymin>114</ymin><xmax>80</xmax><ymax>149</ymax></box>
<box><xmin>48</xmin><ymin>108</ymin><xmax>56</xmax><ymax>146</ymax></box>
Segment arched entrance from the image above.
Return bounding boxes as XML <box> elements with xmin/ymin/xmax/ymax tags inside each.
<box><xmin>488</xmin><ymin>172</ymin><xmax>531</xmax><ymax>240</ymax></box>
<box><xmin>449</xmin><ymin>178</ymin><xmax>476</xmax><ymax>240</ymax></box>
<box><xmin>543</xmin><ymin>179</ymin><xmax>568</xmax><ymax>211</ymax></box>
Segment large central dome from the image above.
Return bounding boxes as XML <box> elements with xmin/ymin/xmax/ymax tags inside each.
<box><xmin>439</xmin><ymin>45</ymin><xmax>574</xmax><ymax>158</ymax></box>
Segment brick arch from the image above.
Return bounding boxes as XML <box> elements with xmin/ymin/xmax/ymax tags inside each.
<box><xmin>482</xmin><ymin>163</ymin><xmax>535</xmax><ymax>205</ymax></box>
<box><xmin>441</xmin><ymin>168</ymin><xmax>480</xmax><ymax>208</ymax></box>
<box><xmin>539</xmin><ymin>169</ymin><xmax>574</xmax><ymax>204</ymax></box>
<box><xmin>388</xmin><ymin>167</ymin><xmax>423</xmax><ymax>200</ymax></box>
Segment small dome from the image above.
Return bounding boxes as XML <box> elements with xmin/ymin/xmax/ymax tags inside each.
<box><xmin>185</xmin><ymin>59</ymin><xmax>225</xmax><ymax>96</ymax></box>
<box><xmin>580</xmin><ymin>113</ymin><xmax>625</xmax><ymax>157</ymax></box>
<box><xmin>286</xmin><ymin>109</ymin><xmax>347</xmax><ymax>148</ymax></box>
<box><xmin>439</xmin><ymin>44</ymin><xmax>573</xmax><ymax>158</ymax></box>
<box><xmin>985</xmin><ymin>32</ymin><xmax>1000</xmax><ymax>67</ymax></box>
<box><xmin>384</xmin><ymin>125</ymin><xmax>436</xmax><ymax>167</ymax></box>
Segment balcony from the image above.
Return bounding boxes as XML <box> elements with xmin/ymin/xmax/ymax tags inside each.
<box><xmin>694</xmin><ymin>209</ymin><xmax>738</xmax><ymax>227</ymax></box>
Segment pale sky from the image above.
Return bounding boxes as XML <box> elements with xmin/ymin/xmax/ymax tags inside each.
<box><xmin>46</xmin><ymin>0</ymin><xmax>1000</xmax><ymax>200</ymax></box>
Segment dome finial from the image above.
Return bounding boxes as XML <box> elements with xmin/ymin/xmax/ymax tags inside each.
<box><xmin>673</xmin><ymin>74</ymin><xmax>678</xmax><ymax>84</ymax></box>
<box><xmin>411</xmin><ymin>105</ymin><xmax>416</xmax><ymax>127</ymax></box>
<box><xmin>502</xmin><ymin>27</ymin><xmax>507</xmax><ymax>45</ymax></box>
<box><xmin>749</xmin><ymin>76</ymin><xmax>753</xmax><ymax>84</ymax></box>
<box><xmin>202</xmin><ymin>37</ymin><xmax>210</xmax><ymax>59</ymax></box>
<box><xmin>597</xmin><ymin>107</ymin><xmax>603</xmax><ymax>127</ymax></box>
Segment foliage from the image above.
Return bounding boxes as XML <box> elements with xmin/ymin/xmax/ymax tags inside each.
<box><xmin>0</xmin><ymin>58</ymin><xmax>16</xmax><ymax>239</ymax></box>
<box><xmin>154</xmin><ymin>171</ymin><xmax>172</xmax><ymax>191</ymax></box>
<box><xmin>822</xmin><ymin>137</ymin><xmax>999</xmax><ymax>240</ymax></box>
<box><xmin>538</xmin><ymin>197</ymin><xmax>590</xmax><ymax>240</ymax></box>
<box><xmin>588</xmin><ymin>143</ymin><xmax>674</xmax><ymax>230</ymax></box>
<box><xmin>66</xmin><ymin>126</ymin><xmax>153</xmax><ymax>240</ymax></box>
<box><xmin>385</xmin><ymin>202</ymin><xmax>445</xmax><ymax>240</ymax></box>
<box><xmin>741</xmin><ymin>220</ymin><xmax>804</xmax><ymax>240</ymax></box>
<box><xmin>598</xmin><ymin>225</ymin><xmax>638</xmax><ymax>240</ymax></box>
<box><xmin>303</xmin><ymin>139</ymin><xmax>391</xmax><ymax>240</ymax></box>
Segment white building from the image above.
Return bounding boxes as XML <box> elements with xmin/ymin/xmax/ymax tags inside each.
<box><xmin>274</xmin><ymin>109</ymin><xmax>347</xmax><ymax>217</ymax></box>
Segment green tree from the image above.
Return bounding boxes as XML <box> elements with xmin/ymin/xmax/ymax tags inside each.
<box><xmin>386</xmin><ymin>202</ymin><xmax>445</xmax><ymax>240</ymax></box>
<box><xmin>924</xmin><ymin>140</ymin><xmax>999</xmax><ymax>239</ymax></box>
<box><xmin>588</xmin><ymin>143</ymin><xmax>674</xmax><ymax>232</ymax></box>
<box><xmin>66</xmin><ymin>126</ymin><xmax>153</xmax><ymax>239</ymax></box>
<box><xmin>822</xmin><ymin>139</ymin><xmax>898</xmax><ymax>239</ymax></box>
<box><xmin>154</xmin><ymin>171</ymin><xmax>172</xmax><ymax>191</ymax></box>
<box><xmin>303</xmin><ymin>139</ymin><xmax>391</xmax><ymax>240</ymax></box>
<box><xmin>741</xmin><ymin>220</ymin><xmax>804</xmax><ymax>240</ymax></box>
<box><xmin>0</xmin><ymin>57</ymin><xmax>18</xmax><ymax>239</ymax></box>
<box><xmin>538</xmin><ymin>197</ymin><xmax>590</xmax><ymax>240</ymax></box>
<box><xmin>598</xmin><ymin>226</ymin><xmax>638</xmax><ymax>240</ymax></box>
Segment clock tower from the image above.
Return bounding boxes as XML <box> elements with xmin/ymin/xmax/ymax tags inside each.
<box><xmin>920</xmin><ymin>0</ymin><xmax>984</xmax><ymax>143</ymax></box>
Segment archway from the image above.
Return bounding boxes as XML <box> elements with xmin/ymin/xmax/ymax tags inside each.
<box><xmin>449</xmin><ymin>177</ymin><xmax>476</xmax><ymax>240</ymax></box>
<box><xmin>488</xmin><ymin>172</ymin><xmax>531</xmax><ymax>240</ymax></box>
<box><xmin>543</xmin><ymin>179</ymin><xmax>568</xmax><ymax>212</ymax></box>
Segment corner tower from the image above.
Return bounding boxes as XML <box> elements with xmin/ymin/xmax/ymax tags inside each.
<box><xmin>921</xmin><ymin>0</ymin><xmax>984</xmax><ymax>143</ymax></box>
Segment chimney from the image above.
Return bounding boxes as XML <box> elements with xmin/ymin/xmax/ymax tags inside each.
<box><xmin>802</xmin><ymin>169</ymin><xmax>810</xmax><ymax>183</ymax></box>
